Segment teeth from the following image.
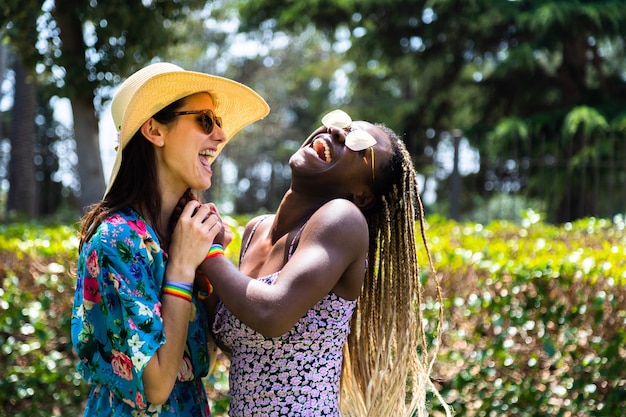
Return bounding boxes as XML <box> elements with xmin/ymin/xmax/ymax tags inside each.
<box><xmin>200</xmin><ymin>150</ymin><xmax>216</xmax><ymax>157</ymax></box>
<box><xmin>313</xmin><ymin>139</ymin><xmax>332</xmax><ymax>162</ymax></box>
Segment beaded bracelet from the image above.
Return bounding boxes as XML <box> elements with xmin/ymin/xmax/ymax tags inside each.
<box><xmin>205</xmin><ymin>244</ymin><xmax>224</xmax><ymax>260</ymax></box>
<box><xmin>162</xmin><ymin>281</ymin><xmax>193</xmax><ymax>303</ymax></box>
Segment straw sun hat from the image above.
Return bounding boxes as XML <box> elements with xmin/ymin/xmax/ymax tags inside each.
<box><xmin>105</xmin><ymin>61</ymin><xmax>270</xmax><ymax>196</ymax></box>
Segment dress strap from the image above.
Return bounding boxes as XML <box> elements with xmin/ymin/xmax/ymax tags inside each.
<box><xmin>287</xmin><ymin>222</ymin><xmax>307</xmax><ymax>260</ymax></box>
<box><xmin>239</xmin><ymin>215</ymin><xmax>271</xmax><ymax>263</ymax></box>
<box><xmin>240</xmin><ymin>215</ymin><xmax>308</xmax><ymax>263</ymax></box>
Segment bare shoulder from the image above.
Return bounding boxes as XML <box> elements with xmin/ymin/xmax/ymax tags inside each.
<box><xmin>242</xmin><ymin>213</ymin><xmax>274</xmax><ymax>241</ymax></box>
<box><xmin>317</xmin><ymin>198</ymin><xmax>367</xmax><ymax>223</ymax></box>
<box><xmin>245</xmin><ymin>213</ymin><xmax>274</xmax><ymax>228</ymax></box>
<box><xmin>307</xmin><ymin>199</ymin><xmax>368</xmax><ymax>243</ymax></box>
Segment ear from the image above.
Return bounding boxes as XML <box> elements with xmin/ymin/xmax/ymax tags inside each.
<box><xmin>140</xmin><ymin>118</ymin><xmax>164</xmax><ymax>147</ymax></box>
<box><xmin>352</xmin><ymin>188</ymin><xmax>375</xmax><ymax>210</ymax></box>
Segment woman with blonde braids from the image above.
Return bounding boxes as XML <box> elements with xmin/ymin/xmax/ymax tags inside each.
<box><xmin>197</xmin><ymin>110</ymin><xmax>448</xmax><ymax>416</ymax></box>
<box><xmin>339</xmin><ymin>123</ymin><xmax>448</xmax><ymax>416</ymax></box>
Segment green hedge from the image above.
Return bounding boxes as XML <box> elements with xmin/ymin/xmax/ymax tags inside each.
<box><xmin>1</xmin><ymin>214</ymin><xmax>624</xmax><ymax>416</ymax></box>
<box><xmin>0</xmin><ymin>223</ymin><xmax>82</xmax><ymax>416</ymax></box>
<box><xmin>422</xmin><ymin>213</ymin><xmax>626</xmax><ymax>416</ymax></box>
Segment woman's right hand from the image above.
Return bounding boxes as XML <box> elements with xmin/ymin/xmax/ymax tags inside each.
<box><xmin>170</xmin><ymin>191</ymin><xmax>232</xmax><ymax>248</ymax></box>
<box><xmin>168</xmin><ymin>201</ymin><xmax>222</xmax><ymax>283</ymax></box>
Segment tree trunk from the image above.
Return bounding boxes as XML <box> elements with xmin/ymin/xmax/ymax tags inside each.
<box><xmin>53</xmin><ymin>0</ymin><xmax>105</xmax><ymax>211</ymax></box>
<box><xmin>7</xmin><ymin>59</ymin><xmax>38</xmax><ymax>217</ymax></box>
<box><xmin>72</xmin><ymin>95</ymin><xmax>105</xmax><ymax>209</ymax></box>
<box><xmin>0</xmin><ymin>43</ymin><xmax>8</xmax><ymax>216</ymax></box>
<box><xmin>0</xmin><ymin>42</ymin><xmax>8</xmax><ymax>136</ymax></box>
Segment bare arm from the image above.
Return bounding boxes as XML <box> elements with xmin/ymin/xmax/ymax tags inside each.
<box><xmin>201</xmin><ymin>200</ymin><xmax>368</xmax><ymax>338</ymax></box>
<box><xmin>142</xmin><ymin>202</ymin><xmax>221</xmax><ymax>404</ymax></box>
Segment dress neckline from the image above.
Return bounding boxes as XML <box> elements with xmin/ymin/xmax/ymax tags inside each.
<box><xmin>240</xmin><ymin>215</ymin><xmax>308</xmax><ymax>264</ymax></box>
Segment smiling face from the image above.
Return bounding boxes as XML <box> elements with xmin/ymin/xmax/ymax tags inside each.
<box><xmin>143</xmin><ymin>92</ymin><xmax>227</xmax><ymax>197</ymax></box>
<box><xmin>289</xmin><ymin>118</ymin><xmax>392</xmax><ymax>207</ymax></box>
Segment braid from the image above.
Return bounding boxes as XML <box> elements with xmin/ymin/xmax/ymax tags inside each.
<box><xmin>340</xmin><ymin>126</ymin><xmax>450</xmax><ymax>417</ymax></box>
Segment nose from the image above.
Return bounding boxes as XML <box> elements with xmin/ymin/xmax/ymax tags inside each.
<box><xmin>327</xmin><ymin>125</ymin><xmax>347</xmax><ymax>144</ymax></box>
<box><xmin>211</xmin><ymin>124</ymin><xmax>227</xmax><ymax>142</ymax></box>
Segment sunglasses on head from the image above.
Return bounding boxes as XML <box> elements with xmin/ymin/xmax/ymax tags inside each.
<box><xmin>321</xmin><ymin>109</ymin><xmax>377</xmax><ymax>152</ymax></box>
<box><xmin>172</xmin><ymin>109</ymin><xmax>223</xmax><ymax>134</ymax></box>
<box><xmin>322</xmin><ymin>109</ymin><xmax>377</xmax><ymax>182</ymax></box>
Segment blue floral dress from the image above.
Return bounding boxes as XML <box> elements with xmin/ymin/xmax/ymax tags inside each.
<box><xmin>71</xmin><ymin>207</ymin><xmax>212</xmax><ymax>416</ymax></box>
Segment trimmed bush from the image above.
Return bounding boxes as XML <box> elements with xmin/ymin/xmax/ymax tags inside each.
<box><xmin>423</xmin><ymin>214</ymin><xmax>626</xmax><ymax>416</ymax></box>
<box><xmin>1</xmin><ymin>214</ymin><xmax>624</xmax><ymax>416</ymax></box>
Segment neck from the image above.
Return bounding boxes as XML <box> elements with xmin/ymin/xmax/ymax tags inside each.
<box><xmin>161</xmin><ymin>190</ymin><xmax>185</xmax><ymax>235</ymax></box>
<box><xmin>134</xmin><ymin>191</ymin><xmax>181</xmax><ymax>250</ymax></box>
<box><xmin>270</xmin><ymin>189</ymin><xmax>324</xmax><ymax>243</ymax></box>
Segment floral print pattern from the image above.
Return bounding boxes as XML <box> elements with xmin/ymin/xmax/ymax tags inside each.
<box><xmin>213</xmin><ymin>274</ymin><xmax>357</xmax><ymax>417</ymax></box>
<box><xmin>71</xmin><ymin>207</ymin><xmax>212</xmax><ymax>416</ymax></box>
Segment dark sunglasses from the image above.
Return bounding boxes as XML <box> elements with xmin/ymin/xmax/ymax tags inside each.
<box><xmin>172</xmin><ymin>109</ymin><xmax>223</xmax><ymax>134</ymax></box>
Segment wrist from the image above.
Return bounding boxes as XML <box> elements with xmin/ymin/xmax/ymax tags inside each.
<box><xmin>205</xmin><ymin>244</ymin><xmax>224</xmax><ymax>260</ymax></box>
<box><xmin>162</xmin><ymin>281</ymin><xmax>193</xmax><ymax>302</ymax></box>
<box><xmin>164</xmin><ymin>260</ymin><xmax>196</xmax><ymax>283</ymax></box>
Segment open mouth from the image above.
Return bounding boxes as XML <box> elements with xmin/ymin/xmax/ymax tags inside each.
<box><xmin>312</xmin><ymin>138</ymin><xmax>332</xmax><ymax>162</ymax></box>
<box><xmin>199</xmin><ymin>149</ymin><xmax>216</xmax><ymax>165</ymax></box>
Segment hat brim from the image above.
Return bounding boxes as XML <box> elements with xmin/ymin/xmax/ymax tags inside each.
<box><xmin>105</xmin><ymin>69</ymin><xmax>269</xmax><ymax>196</ymax></box>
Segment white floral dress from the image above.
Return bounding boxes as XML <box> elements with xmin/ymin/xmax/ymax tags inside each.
<box><xmin>213</xmin><ymin>218</ymin><xmax>357</xmax><ymax>416</ymax></box>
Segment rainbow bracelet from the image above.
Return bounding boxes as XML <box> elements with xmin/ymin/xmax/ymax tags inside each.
<box><xmin>163</xmin><ymin>281</ymin><xmax>193</xmax><ymax>303</ymax></box>
<box><xmin>205</xmin><ymin>244</ymin><xmax>224</xmax><ymax>260</ymax></box>
<box><xmin>195</xmin><ymin>271</ymin><xmax>213</xmax><ymax>301</ymax></box>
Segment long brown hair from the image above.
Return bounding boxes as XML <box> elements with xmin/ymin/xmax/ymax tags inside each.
<box><xmin>340</xmin><ymin>125</ymin><xmax>450</xmax><ymax>416</ymax></box>
<box><xmin>78</xmin><ymin>98</ymin><xmax>188</xmax><ymax>249</ymax></box>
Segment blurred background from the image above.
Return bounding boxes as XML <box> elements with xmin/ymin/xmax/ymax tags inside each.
<box><xmin>1</xmin><ymin>1</ymin><xmax>625</xmax><ymax>416</ymax></box>
<box><xmin>1</xmin><ymin>0</ymin><xmax>625</xmax><ymax>223</ymax></box>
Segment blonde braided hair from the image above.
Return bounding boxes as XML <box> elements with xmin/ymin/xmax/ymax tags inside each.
<box><xmin>340</xmin><ymin>125</ymin><xmax>450</xmax><ymax>417</ymax></box>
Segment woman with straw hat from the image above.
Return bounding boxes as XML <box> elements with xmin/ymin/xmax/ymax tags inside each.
<box><xmin>71</xmin><ymin>62</ymin><xmax>269</xmax><ymax>416</ymax></box>
<box><xmin>193</xmin><ymin>109</ymin><xmax>449</xmax><ymax>417</ymax></box>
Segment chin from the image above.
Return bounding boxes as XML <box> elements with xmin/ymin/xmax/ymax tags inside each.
<box><xmin>288</xmin><ymin>153</ymin><xmax>302</xmax><ymax>168</ymax></box>
<box><xmin>193</xmin><ymin>179</ymin><xmax>212</xmax><ymax>192</ymax></box>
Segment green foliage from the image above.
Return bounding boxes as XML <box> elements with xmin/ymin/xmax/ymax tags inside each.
<box><xmin>0</xmin><ymin>224</ymin><xmax>85</xmax><ymax>416</ymax></box>
<box><xmin>0</xmin><ymin>222</ymin><xmax>79</xmax><ymax>257</ymax></box>
<box><xmin>237</xmin><ymin>0</ymin><xmax>626</xmax><ymax>222</ymax></box>
<box><xmin>487</xmin><ymin>117</ymin><xmax>530</xmax><ymax>156</ymax></box>
<box><xmin>422</xmin><ymin>214</ymin><xmax>626</xmax><ymax>416</ymax></box>
<box><xmin>1</xmin><ymin>0</ymin><xmax>208</xmax><ymax>95</ymax></box>
<box><xmin>561</xmin><ymin>106</ymin><xmax>609</xmax><ymax>139</ymax></box>
<box><xmin>0</xmin><ymin>220</ymin><xmax>242</xmax><ymax>417</ymax></box>
<box><xmin>2</xmin><ymin>216</ymin><xmax>625</xmax><ymax>416</ymax></box>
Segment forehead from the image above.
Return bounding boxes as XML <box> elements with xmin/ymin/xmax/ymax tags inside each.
<box><xmin>182</xmin><ymin>92</ymin><xmax>215</xmax><ymax>109</ymax></box>
<box><xmin>351</xmin><ymin>121</ymin><xmax>392</xmax><ymax>153</ymax></box>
